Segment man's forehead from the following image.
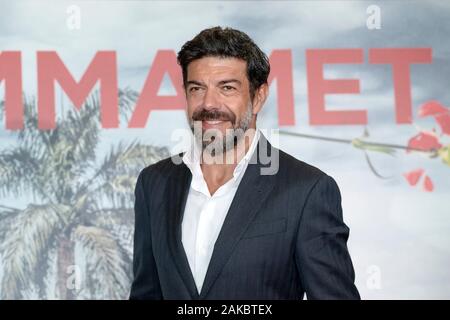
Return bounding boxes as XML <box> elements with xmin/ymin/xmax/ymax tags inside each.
<box><xmin>187</xmin><ymin>56</ymin><xmax>247</xmax><ymax>81</ymax></box>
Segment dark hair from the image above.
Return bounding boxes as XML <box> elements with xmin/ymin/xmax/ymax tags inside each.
<box><xmin>177</xmin><ymin>26</ymin><xmax>270</xmax><ymax>100</ymax></box>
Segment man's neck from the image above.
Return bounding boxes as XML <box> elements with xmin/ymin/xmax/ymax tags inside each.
<box><xmin>200</xmin><ymin>128</ymin><xmax>257</xmax><ymax>195</ymax></box>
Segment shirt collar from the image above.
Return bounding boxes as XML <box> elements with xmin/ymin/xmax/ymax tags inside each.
<box><xmin>232</xmin><ymin>129</ymin><xmax>260</xmax><ymax>179</ymax></box>
<box><xmin>182</xmin><ymin>129</ymin><xmax>260</xmax><ymax>188</ymax></box>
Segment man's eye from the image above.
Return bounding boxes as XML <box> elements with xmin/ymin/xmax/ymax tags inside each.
<box><xmin>189</xmin><ymin>87</ymin><xmax>201</xmax><ymax>92</ymax></box>
<box><xmin>222</xmin><ymin>85</ymin><xmax>235</xmax><ymax>91</ymax></box>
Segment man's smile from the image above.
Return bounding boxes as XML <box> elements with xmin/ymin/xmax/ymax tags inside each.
<box><xmin>201</xmin><ymin>119</ymin><xmax>231</xmax><ymax>130</ymax></box>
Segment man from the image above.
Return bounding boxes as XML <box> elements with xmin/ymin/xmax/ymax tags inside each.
<box><xmin>130</xmin><ymin>27</ymin><xmax>360</xmax><ymax>300</ymax></box>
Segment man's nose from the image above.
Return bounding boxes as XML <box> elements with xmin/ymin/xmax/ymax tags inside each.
<box><xmin>202</xmin><ymin>87</ymin><xmax>220</xmax><ymax>109</ymax></box>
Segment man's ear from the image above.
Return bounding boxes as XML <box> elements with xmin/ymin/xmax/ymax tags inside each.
<box><xmin>252</xmin><ymin>83</ymin><xmax>269</xmax><ymax>115</ymax></box>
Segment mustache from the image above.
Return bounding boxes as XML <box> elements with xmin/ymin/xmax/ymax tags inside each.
<box><xmin>191</xmin><ymin>108</ymin><xmax>236</xmax><ymax>124</ymax></box>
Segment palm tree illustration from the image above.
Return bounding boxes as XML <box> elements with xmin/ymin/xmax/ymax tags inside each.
<box><xmin>0</xmin><ymin>90</ymin><xmax>169</xmax><ymax>299</ymax></box>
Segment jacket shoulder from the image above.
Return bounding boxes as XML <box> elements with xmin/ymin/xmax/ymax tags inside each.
<box><xmin>276</xmin><ymin>148</ymin><xmax>342</xmax><ymax>208</ymax></box>
<box><xmin>138</xmin><ymin>153</ymin><xmax>183</xmax><ymax>187</ymax></box>
<box><xmin>278</xmin><ymin>149</ymin><xmax>326</xmax><ymax>179</ymax></box>
<box><xmin>276</xmin><ymin>148</ymin><xmax>339</xmax><ymax>192</ymax></box>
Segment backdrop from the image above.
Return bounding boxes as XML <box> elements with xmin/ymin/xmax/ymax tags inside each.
<box><xmin>1</xmin><ymin>0</ymin><xmax>449</xmax><ymax>299</ymax></box>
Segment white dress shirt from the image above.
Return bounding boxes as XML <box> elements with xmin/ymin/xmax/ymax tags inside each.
<box><xmin>181</xmin><ymin>129</ymin><xmax>260</xmax><ymax>294</ymax></box>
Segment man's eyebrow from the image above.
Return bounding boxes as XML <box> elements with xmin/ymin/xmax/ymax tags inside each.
<box><xmin>217</xmin><ymin>79</ymin><xmax>242</xmax><ymax>86</ymax></box>
<box><xmin>185</xmin><ymin>79</ymin><xmax>242</xmax><ymax>87</ymax></box>
<box><xmin>186</xmin><ymin>80</ymin><xmax>205</xmax><ymax>86</ymax></box>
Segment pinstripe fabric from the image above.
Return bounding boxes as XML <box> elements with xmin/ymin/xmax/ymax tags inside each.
<box><xmin>129</xmin><ymin>134</ymin><xmax>360</xmax><ymax>300</ymax></box>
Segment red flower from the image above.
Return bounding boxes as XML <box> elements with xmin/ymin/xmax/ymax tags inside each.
<box><xmin>407</xmin><ymin>131</ymin><xmax>442</xmax><ymax>152</ymax></box>
<box><xmin>418</xmin><ymin>100</ymin><xmax>450</xmax><ymax>136</ymax></box>
<box><xmin>435</xmin><ymin>113</ymin><xmax>450</xmax><ymax>135</ymax></box>
<box><xmin>418</xmin><ymin>101</ymin><xmax>448</xmax><ymax>117</ymax></box>
<box><xmin>403</xmin><ymin>169</ymin><xmax>434</xmax><ymax>192</ymax></box>
<box><xmin>403</xmin><ymin>168</ymin><xmax>424</xmax><ymax>186</ymax></box>
<box><xmin>423</xmin><ymin>175</ymin><xmax>434</xmax><ymax>192</ymax></box>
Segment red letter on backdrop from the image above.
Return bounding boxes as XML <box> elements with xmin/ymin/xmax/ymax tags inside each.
<box><xmin>306</xmin><ymin>49</ymin><xmax>366</xmax><ymax>125</ymax></box>
<box><xmin>0</xmin><ymin>51</ymin><xmax>23</xmax><ymax>130</ymax></box>
<box><xmin>37</xmin><ymin>51</ymin><xmax>118</xmax><ymax>129</ymax></box>
<box><xmin>369</xmin><ymin>48</ymin><xmax>432</xmax><ymax>123</ymax></box>
<box><xmin>268</xmin><ymin>50</ymin><xmax>295</xmax><ymax>126</ymax></box>
<box><xmin>128</xmin><ymin>50</ymin><xmax>185</xmax><ymax>128</ymax></box>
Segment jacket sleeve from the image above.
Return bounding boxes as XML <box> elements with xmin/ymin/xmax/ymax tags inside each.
<box><xmin>295</xmin><ymin>174</ymin><xmax>360</xmax><ymax>300</ymax></box>
<box><xmin>129</xmin><ymin>169</ymin><xmax>163</xmax><ymax>299</ymax></box>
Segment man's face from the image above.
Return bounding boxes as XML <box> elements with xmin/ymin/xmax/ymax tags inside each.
<box><xmin>185</xmin><ymin>56</ymin><xmax>255</xmax><ymax>154</ymax></box>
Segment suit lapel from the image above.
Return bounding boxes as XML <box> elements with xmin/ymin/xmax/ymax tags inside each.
<box><xmin>166</xmin><ymin>161</ymin><xmax>200</xmax><ymax>299</ymax></box>
<box><xmin>166</xmin><ymin>136</ymin><xmax>279</xmax><ymax>299</ymax></box>
<box><xmin>199</xmin><ymin>136</ymin><xmax>278</xmax><ymax>298</ymax></box>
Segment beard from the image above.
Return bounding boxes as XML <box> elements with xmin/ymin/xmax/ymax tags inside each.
<box><xmin>189</xmin><ymin>103</ymin><xmax>253</xmax><ymax>157</ymax></box>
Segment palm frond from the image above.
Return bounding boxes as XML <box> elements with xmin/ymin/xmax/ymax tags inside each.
<box><xmin>88</xmin><ymin>207</ymin><xmax>133</xmax><ymax>225</ymax></box>
<box><xmin>0</xmin><ymin>203</ymin><xmax>71</xmax><ymax>299</ymax></box>
<box><xmin>100</xmin><ymin>141</ymin><xmax>170</xmax><ymax>177</ymax></box>
<box><xmin>118</xmin><ymin>88</ymin><xmax>139</xmax><ymax>122</ymax></box>
<box><xmin>16</xmin><ymin>96</ymin><xmax>54</xmax><ymax>159</ymax></box>
<box><xmin>47</xmin><ymin>89</ymin><xmax>140</xmax><ymax>197</ymax></box>
<box><xmin>0</xmin><ymin>147</ymin><xmax>48</xmax><ymax>200</ymax></box>
<box><xmin>89</xmin><ymin>175</ymin><xmax>137</xmax><ymax>208</ymax></box>
<box><xmin>58</xmin><ymin>93</ymin><xmax>101</xmax><ymax>167</ymax></box>
<box><xmin>75</xmin><ymin>142</ymin><xmax>169</xmax><ymax>205</ymax></box>
<box><xmin>26</xmin><ymin>94</ymin><xmax>102</xmax><ymax>203</ymax></box>
<box><xmin>72</xmin><ymin>225</ymin><xmax>131</xmax><ymax>299</ymax></box>
<box><xmin>87</xmin><ymin>208</ymin><xmax>134</xmax><ymax>256</ymax></box>
<box><xmin>0</xmin><ymin>205</ymin><xmax>20</xmax><ymax>243</ymax></box>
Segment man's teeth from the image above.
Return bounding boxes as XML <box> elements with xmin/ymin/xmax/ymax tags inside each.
<box><xmin>204</xmin><ymin>120</ymin><xmax>223</xmax><ymax>125</ymax></box>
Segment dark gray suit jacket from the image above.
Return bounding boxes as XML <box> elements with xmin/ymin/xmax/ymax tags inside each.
<box><xmin>129</xmin><ymin>135</ymin><xmax>360</xmax><ymax>300</ymax></box>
